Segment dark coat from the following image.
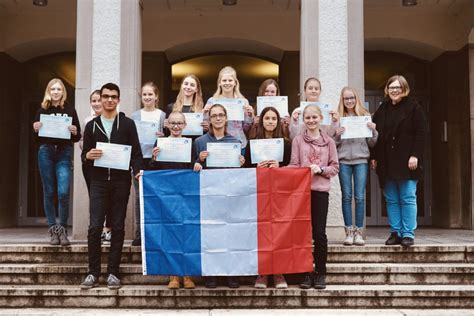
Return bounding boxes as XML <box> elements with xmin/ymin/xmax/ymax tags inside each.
<box><xmin>82</xmin><ymin>112</ymin><xmax>143</xmax><ymax>181</ymax></box>
<box><xmin>370</xmin><ymin>97</ymin><xmax>428</xmax><ymax>187</ymax></box>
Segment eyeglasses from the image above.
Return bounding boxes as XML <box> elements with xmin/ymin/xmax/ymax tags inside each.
<box><xmin>343</xmin><ymin>97</ymin><xmax>356</xmax><ymax>101</ymax></box>
<box><xmin>169</xmin><ymin>122</ymin><xmax>185</xmax><ymax>127</ymax></box>
<box><xmin>210</xmin><ymin>113</ymin><xmax>226</xmax><ymax>119</ymax></box>
<box><xmin>101</xmin><ymin>94</ymin><xmax>119</xmax><ymax>100</ymax></box>
<box><xmin>388</xmin><ymin>86</ymin><xmax>402</xmax><ymax>91</ymax></box>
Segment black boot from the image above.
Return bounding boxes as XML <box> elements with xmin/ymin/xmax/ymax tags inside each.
<box><xmin>385</xmin><ymin>232</ymin><xmax>402</xmax><ymax>245</ymax></box>
<box><xmin>314</xmin><ymin>274</ymin><xmax>326</xmax><ymax>289</ymax></box>
<box><xmin>299</xmin><ymin>272</ymin><xmax>313</xmax><ymax>289</ymax></box>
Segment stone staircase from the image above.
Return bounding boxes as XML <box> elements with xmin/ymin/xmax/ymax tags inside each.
<box><xmin>0</xmin><ymin>244</ymin><xmax>473</xmax><ymax>308</ymax></box>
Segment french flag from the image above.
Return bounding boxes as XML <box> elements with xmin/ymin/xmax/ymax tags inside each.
<box><xmin>140</xmin><ymin>168</ymin><xmax>313</xmax><ymax>276</ymax></box>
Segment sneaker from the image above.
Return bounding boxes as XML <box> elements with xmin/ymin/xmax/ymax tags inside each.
<box><xmin>57</xmin><ymin>225</ymin><xmax>70</xmax><ymax>246</ymax></box>
<box><xmin>254</xmin><ymin>275</ymin><xmax>268</xmax><ymax>289</ymax></box>
<box><xmin>343</xmin><ymin>226</ymin><xmax>354</xmax><ymax>246</ymax></box>
<box><xmin>273</xmin><ymin>274</ymin><xmax>288</xmax><ymax>289</ymax></box>
<box><xmin>227</xmin><ymin>276</ymin><xmax>240</xmax><ymax>288</ymax></box>
<box><xmin>183</xmin><ymin>276</ymin><xmax>195</xmax><ymax>289</ymax></box>
<box><xmin>314</xmin><ymin>274</ymin><xmax>326</xmax><ymax>289</ymax></box>
<box><xmin>401</xmin><ymin>237</ymin><xmax>415</xmax><ymax>248</ymax></box>
<box><xmin>103</xmin><ymin>231</ymin><xmax>112</xmax><ymax>245</ymax></box>
<box><xmin>205</xmin><ymin>276</ymin><xmax>217</xmax><ymax>289</ymax></box>
<box><xmin>100</xmin><ymin>231</ymin><xmax>106</xmax><ymax>243</ymax></box>
<box><xmin>353</xmin><ymin>227</ymin><xmax>365</xmax><ymax>246</ymax></box>
<box><xmin>107</xmin><ymin>274</ymin><xmax>121</xmax><ymax>289</ymax></box>
<box><xmin>48</xmin><ymin>225</ymin><xmax>60</xmax><ymax>246</ymax></box>
<box><xmin>168</xmin><ymin>276</ymin><xmax>180</xmax><ymax>289</ymax></box>
<box><xmin>299</xmin><ymin>272</ymin><xmax>313</xmax><ymax>289</ymax></box>
<box><xmin>131</xmin><ymin>237</ymin><xmax>141</xmax><ymax>246</ymax></box>
<box><xmin>385</xmin><ymin>232</ymin><xmax>402</xmax><ymax>245</ymax></box>
<box><xmin>80</xmin><ymin>274</ymin><xmax>98</xmax><ymax>289</ymax></box>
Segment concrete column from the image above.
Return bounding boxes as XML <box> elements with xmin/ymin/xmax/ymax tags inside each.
<box><xmin>300</xmin><ymin>0</ymin><xmax>365</xmax><ymax>240</ymax></box>
<box><xmin>73</xmin><ymin>0</ymin><xmax>142</xmax><ymax>240</ymax></box>
<box><xmin>469</xmin><ymin>28</ymin><xmax>474</xmax><ymax>230</ymax></box>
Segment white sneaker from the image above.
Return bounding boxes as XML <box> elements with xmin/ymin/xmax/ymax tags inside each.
<box><xmin>353</xmin><ymin>227</ymin><xmax>365</xmax><ymax>246</ymax></box>
<box><xmin>343</xmin><ymin>226</ymin><xmax>354</xmax><ymax>246</ymax></box>
<box><xmin>104</xmin><ymin>231</ymin><xmax>112</xmax><ymax>244</ymax></box>
<box><xmin>254</xmin><ymin>275</ymin><xmax>268</xmax><ymax>289</ymax></box>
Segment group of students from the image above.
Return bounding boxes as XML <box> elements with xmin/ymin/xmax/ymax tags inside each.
<box><xmin>32</xmin><ymin>66</ymin><xmax>427</xmax><ymax>290</ymax></box>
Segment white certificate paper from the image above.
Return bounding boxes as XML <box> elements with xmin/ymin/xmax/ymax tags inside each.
<box><xmin>38</xmin><ymin>114</ymin><xmax>72</xmax><ymax>139</ymax></box>
<box><xmin>340</xmin><ymin>116</ymin><xmax>373</xmax><ymax>139</ymax></box>
<box><xmin>182</xmin><ymin>113</ymin><xmax>203</xmax><ymax>136</ymax></box>
<box><xmin>156</xmin><ymin>137</ymin><xmax>192</xmax><ymax>163</ymax></box>
<box><xmin>250</xmin><ymin>138</ymin><xmax>284</xmax><ymax>164</ymax></box>
<box><xmin>206</xmin><ymin>143</ymin><xmax>241</xmax><ymax>168</ymax></box>
<box><xmin>256</xmin><ymin>96</ymin><xmax>289</xmax><ymax>116</ymax></box>
<box><xmin>94</xmin><ymin>142</ymin><xmax>132</xmax><ymax>171</ymax></box>
<box><xmin>299</xmin><ymin>102</ymin><xmax>333</xmax><ymax>126</ymax></box>
<box><xmin>135</xmin><ymin>120</ymin><xmax>159</xmax><ymax>158</ymax></box>
<box><xmin>209</xmin><ymin>98</ymin><xmax>245</xmax><ymax>121</ymax></box>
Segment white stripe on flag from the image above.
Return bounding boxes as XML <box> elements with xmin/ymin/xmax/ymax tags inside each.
<box><xmin>200</xmin><ymin>169</ymin><xmax>258</xmax><ymax>276</ymax></box>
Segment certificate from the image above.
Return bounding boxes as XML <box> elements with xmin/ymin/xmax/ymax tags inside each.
<box><xmin>135</xmin><ymin>121</ymin><xmax>159</xmax><ymax>158</ymax></box>
<box><xmin>94</xmin><ymin>142</ymin><xmax>132</xmax><ymax>171</ymax></box>
<box><xmin>250</xmin><ymin>138</ymin><xmax>284</xmax><ymax>164</ymax></box>
<box><xmin>209</xmin><ymin>98</ymin><xmax>245</xmax><ymax>121</ymax></box>
<box><xmin>256</xmin><ymin>96</ymin><xmax>289</xmax><ymax>116</ymax></box>
<box><xmin>299</xmin><ymin>102</ymin><xmax>333</xmax><ymax>126</ymax></box>
<box><xmin>38</xmin><ymin>114</ymin><xmax>72</xmax><ymax>139</ymax></box>
<box><xmin>156</xmin><ymin>137</ymin><xmax>192</xmax><ymax>163</ymax></box>
<box><xmin>182</xmin><ymin>113</ymin><xmax>203</xmax><ymax>136</ymax></box>
<box><xmin>206</xmin><ymin>143</ymin><xmax>241</xmax><ymax>168</ymax></box>
<box><xmin>340</xmin><ymin>116</ymin><xmax>373</xmax><ymax>139</ymax></box>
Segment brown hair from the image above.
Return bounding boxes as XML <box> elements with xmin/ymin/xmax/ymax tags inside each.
<box><xmin>253</xmin><ymin>106</ymin><xmax>285</xmax><ymax>140</ymax></box>
<box><xmin>257</xmin><ymin>79</ymin><xmax>280</xmax><ymax>97</ymax></box>
<box><xmin>173</xmin><ymin>74</ymin><xmax>204</xmax><ymax>113</ymax></box>
<box><xmin>41</xmin><ymin>78</ymin><xmax>67</xmax><ymax>109</ymax></box>
<box><xmin>384</xmin><ymin>75</ymin><xmax>410</xmax><ymax>98</ymax></box>
<box><xmin>141</xmin><ymin>81</ymin><xmax>160</xmax><ymax>108</ymax></box>
<box><xmin>208</xmin><ymin>104</ymin><xmax>228</xmax><ymax>136</ymax></box>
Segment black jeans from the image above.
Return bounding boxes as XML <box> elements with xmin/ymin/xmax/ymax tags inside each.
<box><xmin>311</xmin><ymin>191</ymin><xmax>329</xmax><ymax>275</ymax></box>
<box><xmin>87</xmin><ymin>179</ymin><xmax>131</xmax><ymax>277</ymax></box>
<box><xmin>82</xmin><ymin>164</ymin><xmax>111</xmax><ymax>227</ymax></box>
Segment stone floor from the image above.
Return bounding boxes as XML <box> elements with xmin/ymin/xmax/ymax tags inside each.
<box><xmin>0</xmin><ymin>227</ymin><xmax>472</xmax><ymax>245</ymax></box>
<box><xmin>1</xmin><ymin>309</ymin><xmax>474</xmax><ymax>315</ymax></box>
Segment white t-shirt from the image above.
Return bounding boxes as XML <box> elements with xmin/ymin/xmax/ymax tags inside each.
<box><xmin>141</xmin><ymin>109</ymin><xmax>162</xmax><ymax>122</ymax></box>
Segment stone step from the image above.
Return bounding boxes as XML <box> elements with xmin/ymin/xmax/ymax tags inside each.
<box><xmin>0</xmin><ymin>244</ymin><xmax>472</xmax><ymax>264</ymax></box>
<box><xmin>0</xmin><ymin>263</ymin><xmax>473</xmax><ymax>285</ymax></box>
<box><xmin>0</xmin><ymin>284</ymin><xmax>473</xmax><ymax>308</ymax></box>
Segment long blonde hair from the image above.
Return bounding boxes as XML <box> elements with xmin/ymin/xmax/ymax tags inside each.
<box><xmin>173</xmin><ymin>74</ymin><xmax>204</xmax><ymax>113</ymax></box>
<box><xmin>337</xmin><ymin>86</ymin><xmax>369</xmax><ymax>117</ymax></box>
<box><xmin>41</xmin><ymin>78</ymin><xmax>67</xmax><ymax>109</ymax></box>
<box><xmin>212</xmin><ymin>66</ymin><xmax>245</xmax><ymax>99</ymax></box>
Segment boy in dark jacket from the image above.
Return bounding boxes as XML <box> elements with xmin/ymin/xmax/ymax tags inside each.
<box><xmin>80</xmin><ymin>82</ymin><xmax>143</xmax><ymax>289</ymax></box>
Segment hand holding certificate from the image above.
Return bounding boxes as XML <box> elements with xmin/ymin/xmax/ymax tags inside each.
<box><xmin>340</xmin><ymin>116</ymin><xmax>373</xmax><ymax>139</ymax></box>
<box><xmin>250</xmin><ymin>138</ymin><xmax>284</xmax><ymax>164</ymax></box>
<box><xmin>38</xmin><ymin>114</ymin><xmax>72</xmax><ymax>139</ymax></box>
<box><xmin>182</xmin><ymin>113</ymin><xmax>204</xmax><ymax>136</ymax></box>
<box><xmin>256</xmin><ymin>96</ymin><xmax>289</xmax><ymax>116</ymax></box>
<box><xmin>209</xmin><ymin>98</ymin><xmax>245</xmax><ymax>121</ymax></box>
<box><xmin>206</xmin><ymin>143</ymin><xmax>241</xmax><ymax>168</ymax></box>
<box><xmin>156</xmin><ymin>137</ymin><xmax>192</xmax><ymax>163</ymax></box>
<box><xmin>94</xmin><ymin>142</ymin><xmax>132</xmax><ymax>170</ymax></box>
<box><xmin>299</xmin><ymin>102</ymin><xmax>333</xmax><ymax>126</ymax></box>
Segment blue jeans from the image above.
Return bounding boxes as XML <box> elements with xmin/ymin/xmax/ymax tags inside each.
<box><xmin>383</xmin><ymin>179</ymin><xmax>418</xmax><ymax>239</ymax></box>
<box><xmin>37</xmin><ymin>144</ymin><xmax>72</xmax><ymax>227</ymax></box>
<box><xmin>338</xmin><ymin>163</ymin><xmax>368</xmax><ymax>228</ymax></box>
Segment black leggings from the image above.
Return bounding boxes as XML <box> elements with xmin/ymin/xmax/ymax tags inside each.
<box><xmin>311</xmin><ymin>191</ymin><xmax>329</xmax><ymax>275</ymax></box>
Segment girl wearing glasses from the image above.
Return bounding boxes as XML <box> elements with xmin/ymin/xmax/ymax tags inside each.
<box><xmin>32</xmin><ymin>78</ymin><xmax>81</xmax><ymax>246</ymax></box>
<box><xmin>332</xmin><ymin>87</ymin><xmax>378</xmax><ymax>246</ymax></box>
<box><xmin>149</xmin><ymin>111</ymin><xmax>195</xmax><ymax>290</ymax></box>
<box><xmin>289</xmin><ymin>77</ymin><xmax>338</xmax><ymax>140</ymax></box>
<box><xmin>204</xmin><ymin>66</ymin><xmax>254</xmax><ymax>153</ymax></box>
<box><xmin>287</xmin><ymin>104</ymin><xmax>339</xmax><ymax>290</ymax></box>
<box><xmin>131</xmin><ymin>82</ymin><xmax>166</xmax><ymax>246</ymax></box>
<box><xmin>247</xmin><ymin>106</ymin><xmax>291</xmax><ymax>289</ymax></box>
<box><xmin>249</xmin><ymin>79</ymin><xmax>290</xmax><ymax>139</ymax></box>
<box><xmin>371</xmin><ymin>75</ymin><xmax>428</xmax><ymax>248</ymax></box>
<box><xmin>193</xmin><ymin>104</ymin><xmax>245</xmax><ymax>289</ymax></box>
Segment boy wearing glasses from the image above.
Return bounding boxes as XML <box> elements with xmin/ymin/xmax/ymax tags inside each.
<box><xmin>80</xmin><ymin>82</ymin><xmax>143</xmax><ymax>289</ymax></box>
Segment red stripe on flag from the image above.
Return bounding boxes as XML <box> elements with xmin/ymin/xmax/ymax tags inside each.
<box><xmin>256</xmin><ymin>168</ymin><xmax>314</xmax><ymax>275</ymax></box>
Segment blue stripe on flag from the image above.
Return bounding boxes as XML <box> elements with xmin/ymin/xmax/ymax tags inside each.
<box><xmin>142</xmin><ymin>170</ymin><xmax>201</xmax><ymax>276</ymax></box>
